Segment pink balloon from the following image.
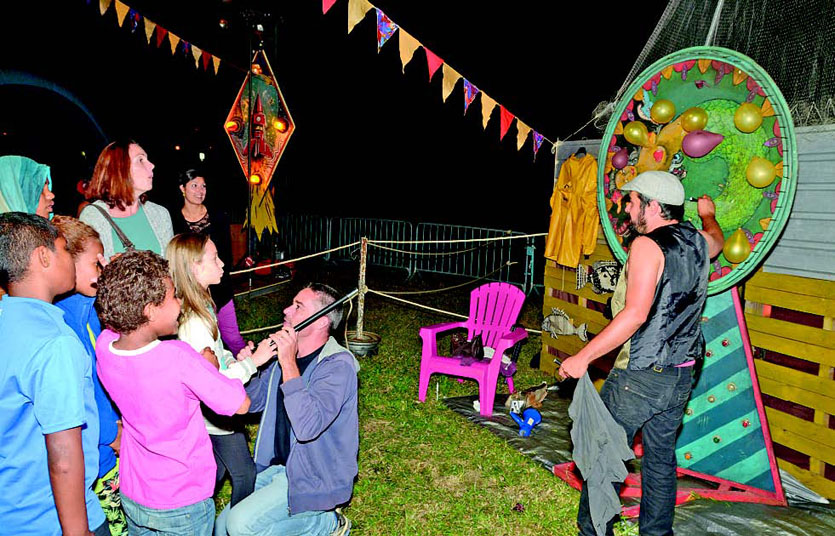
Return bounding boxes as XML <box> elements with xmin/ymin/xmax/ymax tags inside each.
<box><xmin>681</xmin><ymin>130</ymin><xmax>724</xmax><ymax>158</ymax></box>
<box><xmin>612</xmin><ymin>147</ymin><xmax>629</xmax><ymax>169</ymax></box>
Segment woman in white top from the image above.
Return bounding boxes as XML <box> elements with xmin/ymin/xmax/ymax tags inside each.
<box><xmin>167</xmin><ymin>232</ymin><xmax>275</xmax><ymax>507</ymax></box>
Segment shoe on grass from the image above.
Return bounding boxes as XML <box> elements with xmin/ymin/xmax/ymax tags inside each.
<box><xmin>331</xmin><ymin>508</ymin><xmax>351</xmax><ymax>536</ymax></box>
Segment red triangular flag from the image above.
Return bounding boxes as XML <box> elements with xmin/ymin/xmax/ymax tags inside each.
<box><xmin>155</xmin><ymin>26</ymin><xmax>168</xmax><ymax>48</ymax></box>
<box><xmin>323</xmin><ymin>0</ymin><xmax>338</xmax><ymax>14</ymax></box>
<box><xmin>499</xmin><ymin>106</ymin><xmax>515</xmax><ymax>141</ymax></box>
<box><xmin>424</xmin><ymin>48</ymin><xmax>443</xmax><ymax>82</ymax></box>
<box><xmin>202</xmin><ymin>51</ymin><xmax>212</xmax><ymax>70</ymax></box>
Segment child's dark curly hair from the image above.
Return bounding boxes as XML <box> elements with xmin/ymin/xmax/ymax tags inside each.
<box><xmin>95</xmin><ymin>250</ymin><xmax>170</xmax><ymax>334</ymax></box>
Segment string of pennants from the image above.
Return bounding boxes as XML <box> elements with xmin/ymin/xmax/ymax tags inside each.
<box><xmin>324</xmin><ymin>0</ymin><xmax>556</xmax><ymax>160</ymax></box>
<box><xmin>97</xmin><ymin>0</ymin><xmax>223</xmax><ymax>75</ymax></box>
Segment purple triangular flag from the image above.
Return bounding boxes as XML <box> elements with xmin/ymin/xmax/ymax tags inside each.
<box><xmin>463</xmin><ymin>79</ymin><xmax>480</xmax><ymax>114</ymax></box>
<box><xmin>376</xmin><ymin>9</ymin><xmax>398</xmax><ymax>52</ymax></box>
<box><xmin>532</xmin><ymin>131</ymin><xmax>544</xmax><ymax>159</ymax></box>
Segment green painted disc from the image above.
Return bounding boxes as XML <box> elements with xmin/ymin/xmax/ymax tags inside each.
<box><xmin>597</xmin><ymin>47</ymin><xmax>797</xmax><ymax>295</ymax></box>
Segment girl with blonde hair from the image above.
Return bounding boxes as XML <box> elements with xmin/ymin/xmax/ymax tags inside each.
<box><xmin>166</xmin><ymin>232</ymin><xmax>275</xmax><ymax>507</ymax></box>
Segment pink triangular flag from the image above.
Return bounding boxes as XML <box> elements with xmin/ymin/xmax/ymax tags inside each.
<box><xmin>347</xmin><ymin>0</ymin><xmax>373</xmax><ymax>34</ymax></box>
<box><xmin>481</xmin><ymin>93</ymin><xmax>497</xmax><ymax>129</ymax></box>
<box><xmin>398</xmin><ymin>30</ymin><xmax>420</xmax><ymax>73</ymax></box>
<box><xmin>114</xmin><ymin>1</ymin><xmax>129</xmax><ymax>27</ymax></box>
<box><xmin>499</xmin><ymin>106</ymin><xmax>515</xmax><ymax>141</ymax></box>
<box><xmin>323</xmin><ymin>0</ymin><xmax>338</xmax><ymax>14</ymax></box>
<box><xmin>99</xmin><ymin>0</ymin><xmax>112</xmax><ymax>16</ymax></box>
<box><xmin>425</xmin><ymin>48</ymin><xmax>443</xmax><ymax>82</ymax></box>
<box><xmin>144</xmin><ymin>18</ymin><xmax>155</xmax><ymax>44</ymax></box>
<box><xmin>516</xmin><ymin>121</ymin><xmax>531</xmax><ymax>151</ymax></box>
<box><xmin>441</xmin><ymin>64</ymin><xmax>461</xmax><ymax>102</ymax></box>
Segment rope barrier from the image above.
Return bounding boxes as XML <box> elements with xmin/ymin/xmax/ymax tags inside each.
<box><xmin>233</xmin><ymin>279</ymin><xmax>291</xmax><ymax>298</ymax></box>
<box><xmin>368</xmin><ymin>242</ymin><xmax>481</xmax><ymax>256</ymax></box>
<box><xmin>367</xmin><ymin>232</ymin><xmax>546</xmax><ymax>246</ymax></box>
<box><xmin>368</xmin><ymin>262</ymin><xmax>514</xmax><ymax>296</ymax></box>
<box><xmin>229</xmin><ymin>241</ymin><xmax>361</xmax><ymax>276</ymax></box>
<box><xmin>366</xmin><ymin>289</ymin><xmax>542</xmax><ymax>335</ymax></box>
<box><xmin>240</xmin><ymin>322</ymin><xmax>283</xmax><ymax>336</ymax></box>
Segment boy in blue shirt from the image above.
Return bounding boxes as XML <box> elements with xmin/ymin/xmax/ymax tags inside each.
<box><xmin>0</xmin><ymin>212</ymin><xmax>107</xmax><ymax>536</ymax></box>
<box><xmin>53</xmin><ymin>215</ymin><xmax>126</xmax><ymax>535</ymax></box>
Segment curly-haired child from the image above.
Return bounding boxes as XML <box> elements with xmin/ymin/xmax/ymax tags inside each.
<box><xmin>94</xmin><ymin>249</ymin><xmax>250</xmax><ymax>535</ymax></box>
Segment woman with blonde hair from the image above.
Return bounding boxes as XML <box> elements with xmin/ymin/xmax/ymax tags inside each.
<box><xmin>80</xmin><ymin>140</ymin><xmax>173</xmax><ymax>257</ymax></box>
<box><xmin>166</xmin><ymin>232</ymin><xmax>275</xmax><ymax>507</ymax></box>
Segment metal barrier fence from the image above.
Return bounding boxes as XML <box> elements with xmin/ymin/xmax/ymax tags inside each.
<box><xmin>276</xmin><ymin>214</ymin><xmax>333</xmax><ymax>261</ymax></box>
<box><xmin>334</xmin><ymin>218</ymin><xmax>414</xmax><ymax>275</ymax></box>
<box><xmin>274</xmin><ymin>214</ymin><xmax>540</xmax><ymax>292</ymax></box>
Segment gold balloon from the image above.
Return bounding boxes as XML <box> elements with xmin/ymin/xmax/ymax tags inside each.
<box><xmin>746</xmin><ymin>156</ymin><xmax>776</xmax><ymax>188</ymax></box>
<box><xmin>723</xmin><ymin>228</ymin><xmax>752</xmax><ymax>264</ymax></box>
<box><xmin>650</xmin><ymin>99</ymin><xmax>676</xmax><ymax>124</ymax></box>
<box><xmin>623</xmin><ymin>121</ymin><xmax>649</xmax><ymax>147</ymax></box>
<box><xmin>681</xmin><ymin>107</ymin><xmax>708</xmax><ymax>132</ymax></box>
<box><xmin>734</xmin><ymin>102</ymin><xmax>763</xmax><ymax>133</ymax></box>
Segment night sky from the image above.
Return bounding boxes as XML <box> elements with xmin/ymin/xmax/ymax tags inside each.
<box><xmin>0</xmin><ymin>0</ymin><xmax>665</xmax><ymax>234</ymax></box>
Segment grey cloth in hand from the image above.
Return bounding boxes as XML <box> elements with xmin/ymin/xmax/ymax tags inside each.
<box><xmin>569</xmin><ymin>373</ymin><xmax>635</xmax><ymax>536</ymax></box>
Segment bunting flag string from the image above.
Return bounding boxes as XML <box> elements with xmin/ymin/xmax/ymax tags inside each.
<box><xmin>328</xmin><ymin>0</ymin><xmax>556</xmax><ymax>161</ymax></box>
<box><xmin>97</xmin><ymin>0</ymin><xmax>226</xmax><ymax>76</ymax></box>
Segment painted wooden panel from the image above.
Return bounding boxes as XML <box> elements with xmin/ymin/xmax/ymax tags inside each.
<box><xmin>758</xmin><ymin>376</ymin><xmax>835</xmax><ymax>415</ymax></box>
<box><xmin>754</xmin><ymin>360</ymin><xmax>834</xmax><ymax>399</ymax></box>
<box><xmin>766</xmin><ymin>409</ymin><xmax>835</xmax><ymax>460</ymax></box>
<box><xmin>745</xmin><ymin>315</ymin><xmax>835</xmax><ymax>349</ymax></box>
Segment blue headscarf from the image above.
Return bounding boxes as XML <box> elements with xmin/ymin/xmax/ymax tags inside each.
<box><xmin>0</xmin><ymin>155</ymin><xmax>52</xmax><ymax>215</ymax></box>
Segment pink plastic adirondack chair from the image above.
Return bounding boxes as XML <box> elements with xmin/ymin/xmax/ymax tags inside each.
<box><xmin>418</xmin><ymin>282</ymin><xmax>527</xmax><ymax>416</ymax></box>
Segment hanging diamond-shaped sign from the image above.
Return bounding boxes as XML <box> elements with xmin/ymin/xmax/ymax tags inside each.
<box><xmin>224</xmin><ymin>50</ymin><xmax>295</xmax><ymax>238</ymax></box>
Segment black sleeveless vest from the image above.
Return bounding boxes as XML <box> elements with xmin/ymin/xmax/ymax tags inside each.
<box><xmin>627</xmin><ymin>222</ymin><xmax>709</xmax><ymax>370</ymax></box>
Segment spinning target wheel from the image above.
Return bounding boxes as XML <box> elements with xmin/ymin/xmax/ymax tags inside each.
<box><xmin>597</xmin><ymin>46</ymin><xmax>797</xmax><ymax>294</ymax></box>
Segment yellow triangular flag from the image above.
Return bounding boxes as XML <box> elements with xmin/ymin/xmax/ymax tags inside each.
<box><xmin>348</xmin><ymin>0</ymin><xmax>373</xmax><ymax>34</ymax></box>
<box><xmin>99</xmin><ymin>0</ymin><xmax>112</xmax><ymax>16</ymax></box>
<box><xmin>398</xmin><ymin>30</ymin><xmax>420</xmax><ymax>73</ymax></box>
<box><xmin>441</xmin><ymin>64</ymin><xmax>461</xmax><ymax>102</ymax></box>
<box><xmin>481</xmin><ymin>93</ymin><xmax>497</xmax><ymax>130</ymax></box>
<box><xmin>114</xmin><ymin>1</ymin><xmax>129</xmax><ymax>27</ymax></box>
<box><xmin>191</xmin><ymin>45</ymin><xmax>202</xmax><ymax>68</ymax></box>
<box><xmin>144</xmin><ymin>18</ymin><xmax>155</xmax><ymax>44</ymax></box>
<box><xmin>212</xmin><ymin>55</ymin><xmax>221</xmax><ymax>75</ymax></box>
<box><xmin>516</xmin><ymin>121</ymin><xmax>531</xmax><ymax>151</ymax></box>
<box><xmin>169</xmin><ymin>33</ymin><xmax>180</xmax><ymax>55</ymax></box>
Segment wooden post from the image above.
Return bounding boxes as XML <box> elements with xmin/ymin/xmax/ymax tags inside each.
<box><xmin>356</xmin><ymin>236</ymin><xmax>368</xmax><ymax>339</ymax></box>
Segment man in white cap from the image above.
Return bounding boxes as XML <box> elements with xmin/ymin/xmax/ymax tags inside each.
<box><xmin>560</xmin><ymin>170</ymin><xmax>724</xmax><ymax>535</ymax></box>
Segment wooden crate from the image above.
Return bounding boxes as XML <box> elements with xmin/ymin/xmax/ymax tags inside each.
<box><xmin>541</xmin><ymin>247</ymin><xmax>835</xmax><ymax>499</ymax></box>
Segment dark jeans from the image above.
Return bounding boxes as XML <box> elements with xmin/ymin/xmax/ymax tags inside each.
<box><xmin>577</xmin><ymin>366</ymin><xmax>693</xmax><ymax>536</ymax></box>
<box><xmin>211</xmin><ymin>432</ymin><xmax>257</xmax><ymax>507</ymax></box>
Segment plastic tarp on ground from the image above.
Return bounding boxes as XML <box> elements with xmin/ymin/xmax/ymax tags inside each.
<box><xmin>443</xmin><ymin>389</ymin><xmax>835</xmax><ymax>535</ymax></box>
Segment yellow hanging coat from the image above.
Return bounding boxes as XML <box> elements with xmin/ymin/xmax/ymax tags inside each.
<box><xmin>545</xmin><ymin>154</ymin><xmax>599</xmax><ymax>267</ymax></box>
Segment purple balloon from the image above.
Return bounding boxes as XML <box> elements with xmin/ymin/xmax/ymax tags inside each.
<box><xmin>612</xmin><ymin>147</ymin><xmax>629</xmax><ymax>169</ymax></box>
<box><xmin>681</xmin><ymin>130</ymin><xmax>724</xmax><ymax>158</ymax></box>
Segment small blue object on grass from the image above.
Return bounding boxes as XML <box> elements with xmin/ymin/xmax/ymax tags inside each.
<box><xmin>510</xmin><ymin>408</ymin><xmax>542</xmax><ymax>437</ymax></box>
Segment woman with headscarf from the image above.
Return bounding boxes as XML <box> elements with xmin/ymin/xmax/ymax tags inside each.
<box><xmin>79</xmin><ymin>140</ymin><xmax>173</xmax><ymax>258</ymax></box>
<box><xmin>0</xmin><ymin>155</ymin><xmax>55</xmax><ymax>217</ymax></box>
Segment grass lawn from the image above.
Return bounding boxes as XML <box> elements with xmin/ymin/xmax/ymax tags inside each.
<box><xmin>223</xmin><ymin>263</ymin><xmax>634</xmax><ymax>535</ymax></box>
